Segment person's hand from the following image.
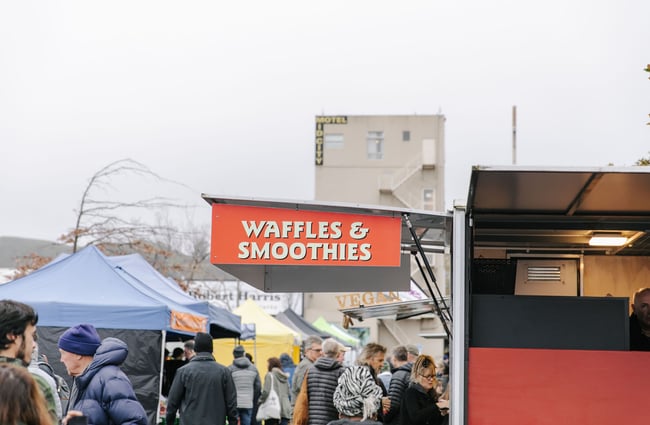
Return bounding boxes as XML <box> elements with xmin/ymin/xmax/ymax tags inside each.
<box><xmin>381</xmin><ymin>396</ymin><xmax>391</xmax><ymax>414</ymax></box>
<box><xmin>62</xmin><ymin>410</ymin><xmax>84</xmax><ymax>425</ymax></box>
<box><xmin>436</xmin><ymin>399</ymin><xmax>449</xmax><ymax>414</ymax></box>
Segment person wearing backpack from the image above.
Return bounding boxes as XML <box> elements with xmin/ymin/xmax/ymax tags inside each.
<box><xmin>33</xmin><ymin>347</ymin><xmax>70</xmax><ymax>415</ymax></box>
<box><xmin>29</xmin><ymin>342</ymin><xmax>64</xmax><ymax>422</ymax></box>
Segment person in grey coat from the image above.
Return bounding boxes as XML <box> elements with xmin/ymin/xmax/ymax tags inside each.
<box><xmin>259</xmin><ymin>357</ymin><xmax>292</xmax><ymax>425</ymax></box>
<box><xmin>166</xmin><ymin>333</ymin><xmax>238</xmax><ymax>425</ymax></box>
<box><xmin>291</xmin><ymin>335</ymin><xmax>322</xmax><ymax>406</ymax></box>
<box><xmin>229</xmin><ymin>345</ymin><xmax>262</xmax><ymax>425</ymax></box>
<box><xmin>306</xmin><ymin>338</ymin><xmax>346</xmax><ymax>425</ymax></box>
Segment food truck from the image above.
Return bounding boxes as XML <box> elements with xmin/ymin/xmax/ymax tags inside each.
<box><xmin>449</xmin><ymin>166</ymin><xmax>650</xmax><ymax>425</ymax></box>
<box><xmin>204</xmin><ymin>165</ymin><xmax>650</xmax><ymax>425</ymax></box>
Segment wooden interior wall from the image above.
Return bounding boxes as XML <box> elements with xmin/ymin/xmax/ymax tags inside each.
<box><xmin>583</xmin><ymin>256</ymin><xmax>650</xmax><ymax>309</ymax></box>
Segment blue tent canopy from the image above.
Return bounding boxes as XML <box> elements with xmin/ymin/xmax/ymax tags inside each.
<box><xmin>0</xmin><ymin>245</ymin><xmax>208</xmax><ymax>335</ymax></box>
<box><xmin>110</xmin><ymin>253</ymin><xmax>242</xmax><ymax>338</ymax></box>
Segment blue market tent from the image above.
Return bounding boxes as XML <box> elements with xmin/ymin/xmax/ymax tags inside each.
<box><xmin>110</xmin><ymin>253</ymin><xmax>242</xmax><ymax>338</ymax></box>
<box><xmin>0</xmin><ymin>246</ymin><xmax>208</xmax><ymax>333</ymax></box>
<box><xmin>0</xmin><ymin>245</ymin><xmax>209</xmax><ymax>424</ymax></box>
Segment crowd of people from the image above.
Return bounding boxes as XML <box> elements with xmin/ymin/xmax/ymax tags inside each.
<box><xmin>1</xmin><ymin>286</ymin><xmax>649</xmax><ymax>425</ymax></box>
<box><xmin>162</xmin><ymin>333</ymin><xmax>450</xmax><ymax>425</ymax></box>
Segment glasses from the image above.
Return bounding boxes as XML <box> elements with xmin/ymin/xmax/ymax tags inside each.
<box><xmin>309</xmin><ymin>348</ymin><xmax>322</xmax><ymax>353</ymax></box>
<box><xmin>419</xmin><ymin>373</ymin><xmax>435</xmax><ymax>380</ymax></box>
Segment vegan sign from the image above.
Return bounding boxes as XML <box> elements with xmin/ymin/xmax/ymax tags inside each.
<box><xmin>211</xmin><ymin>204</ymin><xmax>401</xmax><ymax>266</ymax></box>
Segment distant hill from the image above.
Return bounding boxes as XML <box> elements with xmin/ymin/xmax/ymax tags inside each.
<box><xmin>0</xmin><ymin>236</ymin><xmax>235</xmax><ymax>281</ymax></box>
<box><xmin>0</xmin><ymin>236</ymin><xmax>71</xmax><ymax>267</ymax></box>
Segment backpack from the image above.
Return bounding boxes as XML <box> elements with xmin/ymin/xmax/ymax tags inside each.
<box><xmin>38</xmin><ymin>361</ymin><xmax>71</xmax><ymax>411</ymax></box>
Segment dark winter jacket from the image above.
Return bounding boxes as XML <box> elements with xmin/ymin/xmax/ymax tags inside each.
<box><xmin>260</xmin><ymin>367</ymin><xmax>292</xmax><ymax>419</ymax></box>
<box><xmin>307</xmin><ymin>357</ymin><xmax>345</xmax><ymax>425</ymax></box>
<box><xmin>67</xmin><ymin>338</ymin><xmax>147</xmax><ymax>425</ymax></box>
<box><xmin>384</xmin><ymin>362</ymin><xmax>413</xmax><ymax>425</ymax></box>
<box><xmin>630</xmin><ymin>313</ymin><xmax>650</xmax><ymax>351</ymax></box>
<box><xmin>400</xmin><ymin>383</ymin><xmax>445</xmax><ymax>425</ymax></box>
<box><xmin>166</xmin><ymin>352</ymin><xmax>238</xmax><ymax>425</ymax></box>
<box><xmin>229</xmin><ymin>356</ymin><xmax>262</xmax><ymax>408</ymax></box>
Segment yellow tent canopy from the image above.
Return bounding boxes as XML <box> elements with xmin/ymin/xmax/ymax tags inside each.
<box><xmin>213</xmin><ymin>298</ymin><xmax>301</xmax><ymax>367</ymax></box>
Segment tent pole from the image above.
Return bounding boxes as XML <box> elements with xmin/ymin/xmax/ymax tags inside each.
<box><xmin>159</xmin><ymin>330</ymin><xmax>166</xmax><ymax>425</ymax></box>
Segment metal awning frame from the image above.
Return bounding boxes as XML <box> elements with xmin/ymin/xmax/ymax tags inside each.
<box><xmin>202</xmin><ymin>194</ymin><xmax>454</xmax><ymax>339</ymax></box>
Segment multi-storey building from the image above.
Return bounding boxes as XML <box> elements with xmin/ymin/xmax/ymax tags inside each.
<box><xmin>306</xmin><ymin>114</ymin><xmax>449</xmax><ymax>360</ymax></box>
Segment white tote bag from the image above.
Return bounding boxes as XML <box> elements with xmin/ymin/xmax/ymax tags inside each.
<box><xmin>256</xmin><ymin>373</ymin><xmax>281</xmax><ymax>421</ymax></box>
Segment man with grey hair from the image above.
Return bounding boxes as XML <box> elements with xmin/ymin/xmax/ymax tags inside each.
<box><xmin>291</xmin><ymin>335</ymin><xmax>322</xmax><ymax>405</ymax></box>
<box><xmin>404</xmin><ymin>344</ymin><xmax>419</xmax><ymax>362</ymax></box>
<box><xmin>183</xmin><ymin>339</ymin><xmax>196</xmax><ymax>361</ymax></box>
<box><xmin>384</xmin><ymin>345</ymin><xmax>414</xmax><ymax>425</ymax></box>
<box><xmin>306</xmin><ymin>338</ymin><xmax>346</xmax><ymax>425</ymax></box>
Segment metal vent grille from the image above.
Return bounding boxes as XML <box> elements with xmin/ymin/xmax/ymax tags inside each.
<box><xmin>527</xmin><ymin>266</ymin><xmax>561</xmax><ymax>282</ymax></box>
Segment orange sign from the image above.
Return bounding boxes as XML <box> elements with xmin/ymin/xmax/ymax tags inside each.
<box><xmin>211</xmin><ymin>204</ymin><xmax>401</xmax><ymax>266</ymax></box>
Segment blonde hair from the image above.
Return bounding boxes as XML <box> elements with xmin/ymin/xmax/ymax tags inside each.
<box><xmin>410</xmin><ymin>354</ymin><xmax>438</xmax><ymax>388</ymax></box>
<box><xmin>357</xmin><ymin>343</ymin><xmax>387</xmax><ymax>366</ymax></box>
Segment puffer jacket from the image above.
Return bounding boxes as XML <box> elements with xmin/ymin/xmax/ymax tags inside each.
<box><xmin>306</xmin><ymin>357</ymin><xmax>344</xmax><ymax>425</ymax></box>
<box><xmin>384</xmin><ymin>362</ymin><xmax>413</xmax><ymax>425</ymax></box>
<box><xmin>259</xmin><ymin>367</ymin><xmax>292</xmax><ymax>419</ymax></box>
<box><xmin>228</xmin><ymin>356</ymin><xmax>261</xmax><ymax>409</ymax></box>
<box><xmin>68</xmin><ymin>338</ymin><xmax>147</xmax><ymax>425</ymax></box>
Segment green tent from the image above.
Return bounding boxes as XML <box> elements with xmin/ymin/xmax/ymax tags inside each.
<box><xmin>312</xmin><ymin>316</ymin><xmax>360</xmax><ymax>347</ymax></box>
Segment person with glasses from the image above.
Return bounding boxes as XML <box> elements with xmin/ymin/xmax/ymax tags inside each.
<box><xmin>291</xmin><ymin>335</ymin><xmax>323</xmax><ymax>408</ymax></box>
<box><xmin>305</xmin><ymin>338</ymin><xmax>345</xmax><ymax>425</ymax></box>
<box><xmin>400</xmin><ymin>355</ymin><xmax>449</xmax><ymax>425</ymax></box>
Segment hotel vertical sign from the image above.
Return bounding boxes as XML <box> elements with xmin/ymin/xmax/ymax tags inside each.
<box><xmin>315</xmin><ymin>115</ymin><xmax>348</xmax><ymax>166</ymax></box>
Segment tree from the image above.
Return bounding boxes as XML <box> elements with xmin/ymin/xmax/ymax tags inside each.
<box><xmin>12</xmin><ymin>159</ymin><xmax>211</xmax><ymax>281</ymax></box>
<box><xmin>60</xmin><ymin>158</ymin><xmax>189</xmax><ymax>253</ymax></box>
<box><xmin>635</xmin><ymin>154</ymin><xmax>650</xmax><ymax>166</ymax></box>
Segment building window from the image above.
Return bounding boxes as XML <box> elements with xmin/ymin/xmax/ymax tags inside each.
<box><xmin>367</xmin><ymin>131</ymin><xmax>384</xmax><ymax>160</ymax></box>
<box><xmin>423</xmin><ymin>189</ymin><xmax>434</xmax><ymax>210</ymax></box>
<box><xmin>402</xmin><ymin>131</ymin><xmax>410</xmax><ymax>142</ymax></box>
<box><xmin>324</xmin><ymin>133</ymin><xmax>344</xmax><ymax>149</ymax></box>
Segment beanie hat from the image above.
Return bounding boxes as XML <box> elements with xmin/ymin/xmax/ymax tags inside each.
<box><xmin>233</xmin><ymin>345</ymin><xmax>245</xmax><ymax>358</ymax></box>
<box><xmin>194</xmin><ymin>332</ymin><xmax>213</xmax><ymax>353</ymax></box>
<box><xmin>334</xmin><ymin>365</ymin><xmax>383</xmax><ymax>420</ymax></box>
<box><xmin>279</xmin><ymin>353</ymin><xmax>294</xmax><ymax>368</ymax></box>
<box><xmin>58</xmin><ymin>324</ymin><xmax>101</xmax><ymax>356</ymax></box>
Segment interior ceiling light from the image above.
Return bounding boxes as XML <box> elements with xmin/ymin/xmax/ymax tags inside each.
<box><xmin>588</xmin><ymin>233</ymin><xmax>628</xmax><ymax>247</ymax></box>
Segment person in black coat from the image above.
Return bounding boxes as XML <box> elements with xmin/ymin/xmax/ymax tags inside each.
<box><xmin>630</xmin><ymin>287</ymin><xmax>650</xmax><ymax>351</ymax></box>
<box><xmin>399</xmin><ymin>355</ymin><xmax>448</xmax><ymax>425</ymax></box>
<box><xmin>384</xmin><ymin>345</ymin><xmax>413</xmax><ymax>425</ymax></box>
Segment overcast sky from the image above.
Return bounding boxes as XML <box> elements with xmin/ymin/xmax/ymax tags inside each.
<box><xmin>1</xmin><ymin>0</ymin><xmax>649</xmax><ymax>242</ymax></box>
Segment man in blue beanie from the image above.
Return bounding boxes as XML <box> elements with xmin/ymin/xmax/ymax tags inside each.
<box><xmin>58</xmin><ymin>323</ymin><xmax>147</xmax><ymax>425</ymax></box>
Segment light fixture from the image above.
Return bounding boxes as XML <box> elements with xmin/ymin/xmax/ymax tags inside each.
<box><xmin>588</xmin><ymin>232</ymin><xmax>628</xmax><ymax>247</ymax></box>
